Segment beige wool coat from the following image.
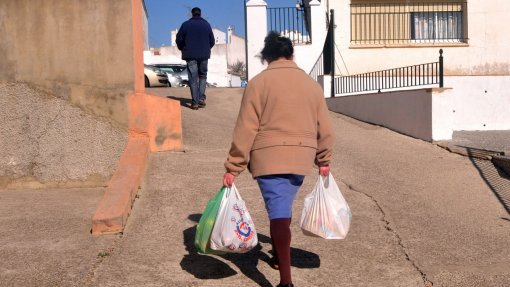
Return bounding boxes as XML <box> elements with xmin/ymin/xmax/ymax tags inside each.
<box><xmin>225</xmin><ymin>59</ymin><xmax>334</xmax><ymax>177</ymax></box>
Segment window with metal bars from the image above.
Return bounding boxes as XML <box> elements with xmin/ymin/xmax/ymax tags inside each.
<box><xmin>350</xmin><ymin>1</ymin><xmax>467</xmax><ymax>45</ymax></box>
<box><xmin>411</xmin><ymin>11</ymin><xmax>463</xmax><ymax>41</ymax></box>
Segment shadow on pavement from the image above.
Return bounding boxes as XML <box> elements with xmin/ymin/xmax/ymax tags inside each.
<box><xmin>167</xmin><ymin>95</ymin><xmax>192</xmax><ymax>109</ymax></box>
<box><xmin>180</xmin><ymin>214</ymin><xmax>320</xmax><ymax>287</ymax></box>
<box><xmin>468</xmin><ymin>149</ymin><xmax>510</xmax><ymax>215</ymax></box>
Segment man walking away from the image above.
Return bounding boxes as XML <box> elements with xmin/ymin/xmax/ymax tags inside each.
<box><xmin>176</xmin><ymin>7</ymin><xmax>215</xmax><ymax>110</ymax></box>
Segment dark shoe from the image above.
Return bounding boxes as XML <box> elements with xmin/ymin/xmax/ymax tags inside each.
<box><xmin>190</xmin><ymin>104</ymin><xmax>199</xmax><ymax>110</ymax></box>
<box><xmin>198</xmin><ymin>99</ymin><xmax>206</xmax><ymax>108</ymax></box>
<box><xmin>276</xmin><ymin>284</ymin><xmax>294</xmax><ymax>287</ymax></box>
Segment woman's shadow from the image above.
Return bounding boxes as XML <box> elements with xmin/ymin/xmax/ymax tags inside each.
<box><xmin>180</xmin><ymin>214</ymin><xmax>320</xmax><ymax>287</ymax></box>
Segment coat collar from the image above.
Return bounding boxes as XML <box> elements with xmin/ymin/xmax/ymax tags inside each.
<box><xmin>265</xmin><ymin>59</ymin><xmax>302</xmax><ymax>71</ymax></box>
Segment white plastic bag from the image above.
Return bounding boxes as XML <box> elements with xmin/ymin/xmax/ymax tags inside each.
<box><xmin>210</xmin><ymin>183</ymin><xmax>258</xmax><ymax>253</ymax></box>
<box><xmin>300</xmin><ymin>172</ymin><xmax>352</xmax><ymax>239</ymax></box>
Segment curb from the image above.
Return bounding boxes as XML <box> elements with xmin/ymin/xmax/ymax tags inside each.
<box><xmin>91</xmin><ymin>136</ymin><xmax>150</xmax><ymax>235</ymax></box>
<box><xmin>91</xmin><ymin>92</ymin><xmax>184</xmax><ymax>235</ymax></box>
<box><xmin>435</xmin><ymin>141</ymin><xmax>500</xmax><ymax>160</ymax></box>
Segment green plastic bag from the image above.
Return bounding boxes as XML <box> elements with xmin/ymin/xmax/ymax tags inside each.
<box><xmin>195</xmin><ymin>187</ymin><xmax>227</xmax><ymax>254</ymax></box>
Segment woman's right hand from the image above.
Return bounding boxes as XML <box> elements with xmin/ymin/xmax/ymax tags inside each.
<box><xmin>319</xmin><ymin>166</ymin><xmax>330</xmax><ymax>176</ymax></box>
<box><xmin>223</xmin><ymin>172</ymin><xmax>235</xmax><ymax>187</ymax></box>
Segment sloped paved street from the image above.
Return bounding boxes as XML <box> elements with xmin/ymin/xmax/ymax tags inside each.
<box><xmin>1</xmin><ymin>87</ymin><xmax>509</xmax><ymax>287</ymax></box>
<box><xmin>92</xmin><ymin>87</ymin><xmax>510</xmax><ymax>287</ymax></box>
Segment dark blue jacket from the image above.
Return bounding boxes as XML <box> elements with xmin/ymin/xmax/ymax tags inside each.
<box><xmin>176</xmin><ymin>16</ymin><xmax>215</xmax><ymax>60</ymax></box>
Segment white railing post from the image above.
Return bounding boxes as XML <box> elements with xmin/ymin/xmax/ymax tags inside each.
<box><xmin>309</xmin><ymin>0</ymin><xmax>326</xmax><ymax>50</ymax></box>
<box><xmin>246</xmin><ymin>0</ymin><xmax>267</xmax><ymax>81</ymax></box>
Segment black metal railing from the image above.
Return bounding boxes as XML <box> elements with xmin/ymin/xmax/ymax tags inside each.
<box><xmin>334</xmin><ymin>49</ymin><xmax>444</xmax><ymax>94</ymax></box>
<box><xmin>309</xmin><ymin>53</ymin><xmax>324</xmax><ymax>82</ymax></box>
<box><xmin>267</xmin><ymin>6</ymin><xmax>311</xmax><ymax>44</ymax></box>
<box><xmin>351</xmin><ymin>2</ymin><xmax>467</xmax><ymax>45</ymax></box>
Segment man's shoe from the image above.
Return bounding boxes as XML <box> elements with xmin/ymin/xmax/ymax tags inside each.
<box><xmin>198</xmin><ymin>100</ymin><xmax>206</xmax><ymax>108</ymax></box>
<box><xmin>190</xmin><ymin>104</ymin><xmax>199</xmax><ymax>110</ymax></box>
<box><xmin>276</xmin><ymin>284</ymin><xmax>294</xmax><ymax>287</ymax></box>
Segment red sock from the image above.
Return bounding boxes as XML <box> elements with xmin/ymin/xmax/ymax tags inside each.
<box><xmin>270</xmin><ymin>218</ymin><xmax>292</xmax><ymax>285</ymax></box>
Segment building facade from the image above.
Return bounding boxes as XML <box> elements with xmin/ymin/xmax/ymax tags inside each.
<box><xmin>246</xmin><ymin>0</ymin><xmax>510</xmax><ymax>141</ymax></box>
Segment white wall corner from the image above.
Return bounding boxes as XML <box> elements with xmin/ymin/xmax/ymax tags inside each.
<box><xmin>431</xmin><ymin>76</ymin><xmax>510</xmax><ymax>141</ymax></box>
<box><xmin>318</xmin><ymin>75</ymin><xmax>332</xmax><ymax>98</ymax></box>
<box><xmin>431</xmin><ymin>88</ymin><xmax>455</xmax><ymax>141</ymax></box>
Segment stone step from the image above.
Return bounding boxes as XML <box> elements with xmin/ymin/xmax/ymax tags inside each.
<box><xmin>451</xmin><ymin>130</ymin><xmax>510</xmax><ymax>154</ymax></box>
<box><xmin>492</xmin><ymin>155</ymin><xmax>510</xmax><ymax>177</ymax></box>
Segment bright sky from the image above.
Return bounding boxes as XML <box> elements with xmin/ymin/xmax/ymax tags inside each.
<box><xmin>145</xmin><ymin>0</ymin><xmax>299</xmax><ymax>48</ymax></box>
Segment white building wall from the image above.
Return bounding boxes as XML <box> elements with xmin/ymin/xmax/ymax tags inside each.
<box><xmin>432</xmin><ymin>76</ymin><xmax>510</xmax><ymax>140</ymax></box>
<box><xmin>144</xmin><ymin>47</ymin><xmax>185</xmax><ymax>65</ymax></box>
<box><xmin>227</xmin><ymin>33</ymin><xmax>246</xmax><ymax>66</ymax></box>
<box><xmin>213</xmin><ymin>28</ymin><xmax>226</xmax><ymax>45</ymax></box>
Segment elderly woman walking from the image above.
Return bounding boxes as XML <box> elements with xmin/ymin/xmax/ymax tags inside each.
<box><xmin>223</xmin><ymin>32</ymin><xmax>334</xmax><ymax>287</ymax></box>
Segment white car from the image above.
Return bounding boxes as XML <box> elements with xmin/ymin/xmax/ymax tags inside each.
<box><xmin>144</xmin><ymin>65</ymin><xmax>169</xmax><ymax>87</ymax></box>
<box><xmin>154</xmin><ymin>64</ymin><xmax>188</xmax><ymax>87</ymax></box>
<box><xmin>165</xmin><ymin>72</ymin><xmax>183</xmax><ymax>87</ymax></box>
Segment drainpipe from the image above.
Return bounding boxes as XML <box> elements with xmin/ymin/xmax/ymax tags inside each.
<box><xmin>244</xmin><ymin>1</ymin><xmax>248</xmax><ymax>81</ymax></box>
<box><xmin>439</xmin><ymin>49</ymin><xmax>444</xmax><ymax>88</ymax></box>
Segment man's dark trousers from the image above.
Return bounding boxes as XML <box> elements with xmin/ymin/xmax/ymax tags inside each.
<box><xmin>186</xmin><ymin>59</ymin><xmax>208</xmax><ymax>106</ymax></box>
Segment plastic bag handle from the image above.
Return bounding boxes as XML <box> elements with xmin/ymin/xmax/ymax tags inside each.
<box><xmin>316</xmin><ymin>172</ymin><xmax>333</xmax><ymax>194</ymax></box>
<box><xmin>225</xmin><ymin>183</ymin><xmax>242</xmax><ymax>200</ymax></box>
<box><xmin>320</xmin><ymin>172</ymin><xmax>332</xmax><ymax>189</ymax></box>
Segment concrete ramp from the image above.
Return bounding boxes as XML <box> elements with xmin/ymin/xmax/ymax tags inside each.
<box><xmin>0</xmin><ymin>83</ymin><xmax>128</xmax><ymax>189</ymax></box>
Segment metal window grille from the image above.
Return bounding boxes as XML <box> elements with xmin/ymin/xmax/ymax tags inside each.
<box><xmin>351</xmin><ymin>1</ymin><xmax>467</xmax><ymax>45</ymax></box>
